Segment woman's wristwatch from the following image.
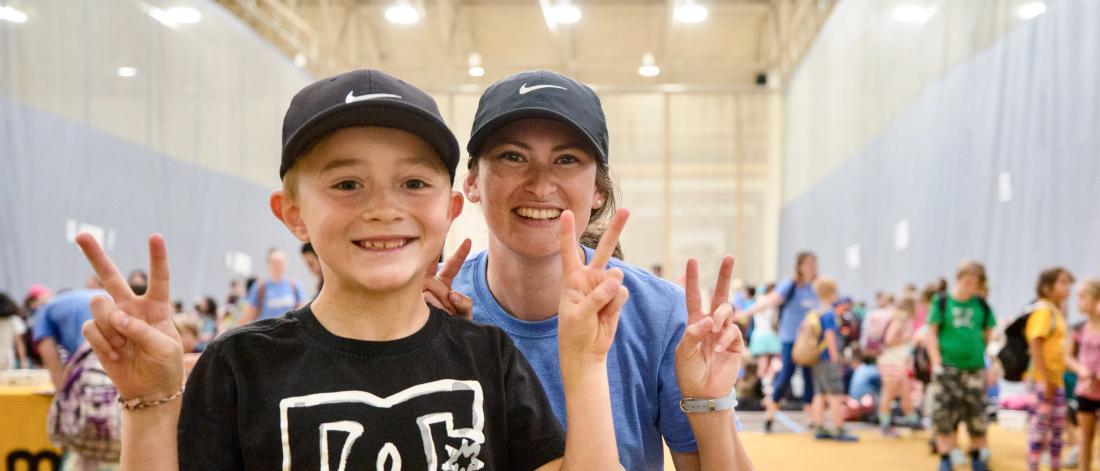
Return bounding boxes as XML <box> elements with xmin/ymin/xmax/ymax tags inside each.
<box><xmin>679</xmin><ymin>392</ymin><xmax>738</xmax><ymax>413</ymax></box>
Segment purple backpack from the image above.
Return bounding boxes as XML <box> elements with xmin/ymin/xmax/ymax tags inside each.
<box><xmin>46</xmin><ymin>344</ymin><xmax>121</xmax><ymax>462</ymax></box>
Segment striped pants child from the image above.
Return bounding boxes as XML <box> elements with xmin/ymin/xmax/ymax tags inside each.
<box><xmin>1028</xmin><ymin>385</ymin><xmax>1067</xmax><ymax>471</ymax></box>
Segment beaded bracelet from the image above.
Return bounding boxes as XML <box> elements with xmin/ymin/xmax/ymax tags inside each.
<box><xmin>118</xmin><ymin>387</ymin><xmax>185</xmax><ymax>411</ymax></box>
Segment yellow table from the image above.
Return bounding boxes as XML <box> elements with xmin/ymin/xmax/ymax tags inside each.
<box><xmin>0</xmin><ymin>385</ymin><xmax>61</xmax><ymax>471</ymax></box>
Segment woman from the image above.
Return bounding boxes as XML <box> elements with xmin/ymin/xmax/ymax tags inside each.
<box><xmin>427</xmin><ymin>70</ymin><xmax>752</xmax><ymax>470</ymax></box>
<box><xmin>737</xmin><ymin>251</ymin><xmax>819</xmax><ymax>433</ymax></box>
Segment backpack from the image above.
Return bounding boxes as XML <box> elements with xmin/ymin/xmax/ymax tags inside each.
<box><xmin>46</xmin><ymin>344</ymin><xmax>121</xmax><ymax>462</ymax></box>
<box><xmin>791</xmin><ymin>309</ymin><xmax>827</xmax><ymax>366</ymax></box>
<box><xmin>998</xmin><ymin>300</ymin><xmax>1056</xmax><ymax>382</ymax></box>
<box><xmin>913</xmin><ymin>343</ymin><xmax>932</xmax><ymax>383</ymax></box>
<box><xmin>861</xmin><ymin>309</ymin><xmax>894</xmax><ymax>357</ymax></box>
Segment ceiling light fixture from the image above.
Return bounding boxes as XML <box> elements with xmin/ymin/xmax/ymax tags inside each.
<box><xmin>674</xmin><ymin>0</ymin><xmax>708</xmax><ymax>23</ymax></box>
<box><xmin>467</xmin><ymin>53</ymin><xmax>485</xmax><ymax>77</ymax></box>
<box><xmin>165</xmin><ymin>6</ymin><xmax>201</xmax><ymax>24</ymax></box>
<box><xmin>550</xmin><ymin>2</ymin><xmax>581</xmax><ymax>24</ymax></box>
<box><xmin>0</xmin><ymin>6</ymin><xmax>28</xmax><ymax>24</ymax></box>
<box><xmin>1017</xmin><ymin>2</ymin><xmax>1046</xmax><ymax>20</ymax></box>
<box><xmin>891</xmin><ymin>5</ymin><xmax>935</xmax><ymax>25</ymax></box>
<box><xmin>385</xmin><ymin>3</ymin><xmax>420</xmax><ymax>25</ymax></box>
<box><xmin>117</xmin><ymin>67</ymin><xmax>138</xmax><ymax>78</ymax></box>
<box><xmin>147</xmin><ymin>6</ymin><xmax>202</xmax><ymax>28</ymax></box>
<box><xmin>638</xmin><ymin>53</ymin><xmax>660</xmax><ymax>77</ymax></box>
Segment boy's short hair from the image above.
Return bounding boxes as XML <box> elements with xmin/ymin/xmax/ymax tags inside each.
<box><xmin>955</xmin><ymin>259</ymin><xmax>986</xmax><ymax>282</ymax></box>
<box><xmin>813</xmin><ymin>277</ymin><xmax>838</xmax><ymax>300</ymax></box>
<box><xmin>279</xmin><ymin>69</ymin><xmax>460</xmax><ymax>186</ymax></box>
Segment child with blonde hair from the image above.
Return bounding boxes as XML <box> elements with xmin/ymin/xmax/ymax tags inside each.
<box><xmin>928</xmin><ymin>260</ymin><xmax>996</xmax><ymax>471</ymax></box>
<box><xmin>1066</xmin><ymin>279</ymin><xmax>1100</xmax><ymax>470</ymax></box>
<box><xmin>806</xmin><ymin>277</ymin><xmax>859</xmax><ymax>442</ymax></box>
<box><xmin>877</xmin><ymin>296</ymin><xmax>919</xmax><ymax>436</ymax></box>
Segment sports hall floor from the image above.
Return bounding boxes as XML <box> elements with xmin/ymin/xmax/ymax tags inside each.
<box><xmin>664</xmin><ymin>411</ymin><xmax>1033</xmax><ymax>470</ymax></box>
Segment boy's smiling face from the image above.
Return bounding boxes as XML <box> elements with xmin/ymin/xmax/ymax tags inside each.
<box><xmin>273</xmin><ymin>126</ymin><xmax>462</xmax><ymax>294</ymax></box>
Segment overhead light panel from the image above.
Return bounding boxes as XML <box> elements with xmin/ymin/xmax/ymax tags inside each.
<box><xmin>638</xmin><ymin>53</ymin><xmax>660</xmax><ymax>77</ymax></box>
<box><xmin>550</xmin><ymin>2</ymin><xmax>581</xmax><ymax>24</ymax></box>
<box><xmin>385</xmin><ymin>3</ymin><xmax>420</xmax><ymax>25</ymax></box>
<box><xmin>467</xmin><ymin>53</ymin><xmax>484</xmax><ymax>77</ymax></box>
<box><xmin>147</xmin><ymin>6</ymin><xmax>202</xmax><ymax>28</ymax></box>
<box><xmin>117</xmin><ymin>67</ymin><xmax>138</xmax><ymax>78</ymax></box>
<box><xmin>0</xmin><ymin>6</ymin><xmax>28</xmax><ymax>24</ymax></box>
<box><xmin>674</xmin><ymin>0</ymin><xmax>708</xmax><ymax>23</ymax></box>
<box><xmin>165</xmin><ymin>6</ymin><xmax>201</xmax><ymax>23</ymax></box>
<box><xmin>891</xmin><ymin>5</ymin><xmax>935</xmax><ymax>25</ymax></box>
<box><xmin>1017</xmin><ymin>2</ymin><xmax>1046</xmax><ymax>19</ymax></box>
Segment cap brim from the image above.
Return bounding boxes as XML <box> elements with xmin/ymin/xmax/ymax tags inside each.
<box><xmin>467</xmin><ymin>107</ymin><xmax>607</xmax><ymax>162</ymax></box>
<box><xmin>282</xmin><ymin>101</ymin><xmax>460</xmax><ymax>179</ymax></box>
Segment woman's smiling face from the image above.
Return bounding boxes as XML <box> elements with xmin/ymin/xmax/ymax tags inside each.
<box><xmin>465</xmin><ymin>118</ymin><xmax>604</xmax><ymax>259</ymax></box>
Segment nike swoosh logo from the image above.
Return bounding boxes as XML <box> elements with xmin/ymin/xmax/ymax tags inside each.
<box><xmin>518</xmin><ymin>83</ymin><xmax>567</xmax><ymax>95</ymax></box>
<box><xmin>345</xmin><ymin>91</ymin><xmax>402</xmax><ymax>103</ymax></box>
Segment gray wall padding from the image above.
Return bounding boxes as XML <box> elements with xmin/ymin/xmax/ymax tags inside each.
<box><xmin>1</xmin><ymin>96</ymin><xmax>309</xmax><ymax>301</ymax></box>
<box><xmin>777</xmin><ymin>1</ymin><xmax>1100</xmax><ymax>319</ymax></box>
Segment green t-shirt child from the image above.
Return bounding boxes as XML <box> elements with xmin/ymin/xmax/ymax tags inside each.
<box><xmin>928</xmin><ymin>294</ymin><xmax>995</xmax><ymax>371</ymax></box>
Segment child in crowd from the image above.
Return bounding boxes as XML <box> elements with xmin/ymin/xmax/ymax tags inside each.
<box><xmin>74</xmin><ymin>69</ymin><xmax>630</xmax><ymax>470</ymax></box>
<box><xmin>172</xmin><ymin>315</ymin><xmax>203</xmax><ymax>379</ymax></box>
<box><xmin>747</xmin><ymin>283</ymin><xmax>782</xmax><ymax>392</ymax></box>
<box><xmin>810</xmin><ymin>277</ymin><xmax>859</xmax><ymax>442</ymax></box>
<box><xmin>927</xmin><ymin>260</ymin><xmax>995</xmax><ymax>471</ymax></box>
<box><xmin>0</xmin><ymin>292</ymin><xmax>29</xmax><ymax>370</ymax></box>
<box><xmin>878</xmin><ymin>296</ymin><xmax>919</xmax><ymax>436</ymax></box>
<box><xmin>1025</xmin><ymin>267</ymin><xmax>1074</xmax><ymax>471</ymax></box>
<box><xmin>1067</xmin><ymin>279</ymin><xmax>1100</xmax><ymax>471</ymax></box>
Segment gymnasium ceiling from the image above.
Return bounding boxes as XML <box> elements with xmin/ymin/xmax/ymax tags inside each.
<box><xmin>215</xmin><ymin>0</ymin><xmax>836</xmax><ymax>90</ymax></box>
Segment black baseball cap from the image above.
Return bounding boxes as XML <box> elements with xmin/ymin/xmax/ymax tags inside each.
<box><xmin>467</xmin><ymin>70</ymin><xmax>609</xmax><ymax>163</ymax></box>
<box><xmin>280</xmin><ymin>69</ymin><xmax>460</xmax><ymax>181</ymax></box>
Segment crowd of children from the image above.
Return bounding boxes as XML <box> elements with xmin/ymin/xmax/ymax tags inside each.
<box><xmin>731</xmin><ymin>260</ymin><xmax>1100</xmax><ymax>471</ymax></box>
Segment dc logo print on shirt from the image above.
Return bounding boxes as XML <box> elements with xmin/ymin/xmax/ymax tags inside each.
<box><xmin>279</xmin><ymin>380</ymin><xmax>485</xmax><ymax>471</ymax></box>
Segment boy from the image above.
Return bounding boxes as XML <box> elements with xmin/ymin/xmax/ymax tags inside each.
<box><xmin>927</xmin><ymin>260</ymin><xmax>995</xmax><ymax>471</ymax></box>
<box><xmin>75</xmin><ymin>69</ymin><xmax>627</xmax><ymax>470</ymax></box>
<box><xmin>809</xmin><ymin>277</ymin><xmax>859</xmax><ymax>442</ymax></box>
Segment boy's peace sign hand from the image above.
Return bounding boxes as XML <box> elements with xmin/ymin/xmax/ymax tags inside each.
<box><xmin>76</xmin><ymin>234</ymin><xmax>183</xmax><ymax>402</ymax></box>
<box><xmin>675</xmin><ymin>256</ymin><xmax>744</xmax><ymax>399</ymax></box>
<box><xmin>557</xmin><ymin>208</ymin><xmax>630</xmax><ymax>359</ymax></box>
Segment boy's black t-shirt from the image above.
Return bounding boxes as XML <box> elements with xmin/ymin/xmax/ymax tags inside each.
<box><xmin>178</xmin><ymin>305</ymin><xmax>565</xmax><ymax>470</ymax></box>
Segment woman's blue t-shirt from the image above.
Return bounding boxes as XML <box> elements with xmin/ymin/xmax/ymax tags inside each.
<box><xmin>453</xmin><ymin>247</ymin><xmax>698</xmax><ymax>470</ymax></box>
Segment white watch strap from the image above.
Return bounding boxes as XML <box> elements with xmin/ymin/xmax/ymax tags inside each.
<box><xmin>679</xmin><ymin>393</ymin><xmax>738</xmax><ymax>413</ymax></box>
